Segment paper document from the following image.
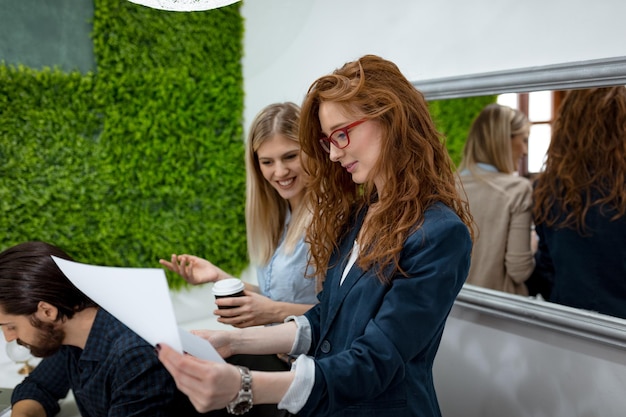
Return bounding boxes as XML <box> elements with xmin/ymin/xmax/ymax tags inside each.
<box><xmin>51</xmin><ymin>256</ymin><xmax>224</xmax><ymax>363</ymax></box>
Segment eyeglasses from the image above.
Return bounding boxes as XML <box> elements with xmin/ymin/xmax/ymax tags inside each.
<box><xmin>319</xmin><ymin>119</ymin><xmax>367</xmax><ymax>153</ymax></box>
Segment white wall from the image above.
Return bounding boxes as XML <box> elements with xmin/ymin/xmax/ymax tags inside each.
<box><xmin>241</xmin><ymin>0</ymin><xmax>626</xmax><ymax>130</ymax></box>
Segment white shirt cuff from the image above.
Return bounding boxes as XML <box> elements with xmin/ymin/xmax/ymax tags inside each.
<box><xmin>284</xmin><ymin>315</ymin><xmax>311</xmax><ymax>355</ymax></box>
<box><xmin>277</xmin><ymin>354</ymin><xmax>315</xmax><ymax>413</ymax></box>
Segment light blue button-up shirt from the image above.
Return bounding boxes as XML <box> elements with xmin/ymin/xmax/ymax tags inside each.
<box><xmin>255</xmin><ymin>227</ymin><xmax>317</xmax><ymax>305</ymax></box>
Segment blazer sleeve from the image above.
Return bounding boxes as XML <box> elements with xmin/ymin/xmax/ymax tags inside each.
<box><xmin>505</xmin><ymin>179</ymin><xmax>535</xmax><ymax>284</ymax></box>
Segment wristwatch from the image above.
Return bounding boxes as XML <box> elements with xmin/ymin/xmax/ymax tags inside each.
<box><xmin>226</xmin><ymin>366</ymin><xmax>253</xmax><ymax>415</ymax></box>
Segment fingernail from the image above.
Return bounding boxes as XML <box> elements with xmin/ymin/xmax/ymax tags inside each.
<box><xmin>155</xmin><ymin>344</ymin><xmax>161</xmax><ymax>351</ymax></box>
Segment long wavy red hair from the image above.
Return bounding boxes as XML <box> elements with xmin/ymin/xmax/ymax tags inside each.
<box><xmin>533</xmin><ymin>86</ymin><xmax>626</xmax><ymax>232</ymax></box>
<box><xmin>299</xmin><ymin>55</ymin><xmax>474</xmax><ymax>285</ymax></box>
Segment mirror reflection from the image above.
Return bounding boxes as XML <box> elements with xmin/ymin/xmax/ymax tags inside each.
<box><xmin>455</xmin><ymin>102</ymin><xmax>535</xmax><ymax>296</ymax></box>
<box><xmin>431</xmin><ymin>86</ymin><xmax>626</xmax><ymax>320</ymax></box>
<box><xmin>431</xmin><ymin>90</ymin><xmax>566</xmax><ymax>178</ymax></box>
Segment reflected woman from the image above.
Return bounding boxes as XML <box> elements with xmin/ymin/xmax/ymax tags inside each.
<box><xmin>457</xmin><ymin>103</ymin><xmax>535</xmax><ymax>295</ymax></box>
<box><xmin>533</xmin><ymin>86</ymin><xmax>626</xmax><ymax>319</ymax></box>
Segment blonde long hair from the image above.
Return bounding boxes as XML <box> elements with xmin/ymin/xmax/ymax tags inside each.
<box><xmin>299</xmin><ymin>55</ymin><xmax>474</xmax><ymax>284</ymax></box>
<box><xmin>459</xmin><ymin>103</ymin><xmax>530</xmax><ymax>174</ymax></box>
<box><xmin>246</xmin><ymin>102</ymin><xmax>312</xmax><ymax>265</ymax></box>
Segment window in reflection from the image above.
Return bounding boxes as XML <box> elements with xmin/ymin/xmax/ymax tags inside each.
<box><xmin>431</xmin><ymin>91</ymin><xmax>570</xmax><ymax>177</ymax></box>
<box><xmin>497</xmin><ymin>91</ymin><xmax>567</xmax><ymax>176</ymax></box>
<box><xmin>528</xmin><ymin>124</ymin><xmax>550</xmax><ymax>173</ymax></box>
<box><xmin>528</xmin><ymin>91</ymin><xmax>552</xmax><ymax>121</ymax></box>
<box><xmin>496</xmin><ymin>92</ymin><xmax>517</xmax><ymax>109</ymax></box>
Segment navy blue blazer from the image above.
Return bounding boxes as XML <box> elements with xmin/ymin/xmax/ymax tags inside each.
<box><xmin>301</xmin><ymin>202</ymin><xmax>472</xmax><ymax>417</ymax></box>
<box><xmin>533</xmin><ymin>195</ymin><xmax>626</xmax><ymax>319</ymax></box>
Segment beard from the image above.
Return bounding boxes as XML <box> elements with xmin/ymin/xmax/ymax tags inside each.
<box><xmin>17</xmin><ymin>316</ymin><xmax>66</xmax><ymax>358</ymax></box>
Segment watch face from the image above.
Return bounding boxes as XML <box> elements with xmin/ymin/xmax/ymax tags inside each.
<box><xmin>227</xmin><ymin>398</ymin><xmax>252</xmax><ymax>415</ymax></box>
<box><xmin>234</xmin><ymin>399</ymin><xmax>253</xmax><ymax>413</ymax></box>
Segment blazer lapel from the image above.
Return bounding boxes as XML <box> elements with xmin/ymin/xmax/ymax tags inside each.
<box><xmin>321</xmin><ymin>206</ymin><xmax>368</xmax><ymax>338</ymax></box>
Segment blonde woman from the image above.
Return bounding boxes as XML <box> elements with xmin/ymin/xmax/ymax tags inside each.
<box><xmin>160</xmin><ymin>102</ymin><xmax>316</xmax><ymax>328</ymax></box>
<box><xmin>457</xmin><ymin>103</ymin><xmax>535</xmax><ymax>295</ymax></box>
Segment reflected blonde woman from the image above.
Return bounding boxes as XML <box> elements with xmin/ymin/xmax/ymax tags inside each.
<box><xmin>457</xmin><ymin>103</ymin><xmax>535</xmax><ymax>295</ymax></box>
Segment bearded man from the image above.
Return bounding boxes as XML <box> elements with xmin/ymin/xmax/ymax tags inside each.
<box><xmin>0</xmin><ymin>241</ymin><xmax>201</xmax><ymax>417</ymax></box>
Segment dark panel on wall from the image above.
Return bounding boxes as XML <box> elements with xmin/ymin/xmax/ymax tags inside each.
<box><xmin>0</xmin><ymin>0</ymin><xmax>95</xmax><ymax>73</ymax></box>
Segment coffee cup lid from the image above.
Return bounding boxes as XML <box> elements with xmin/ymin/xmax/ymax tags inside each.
<box><xmin>212</xmin><ymin>278</ymin><xmax>245</xmax><ymax>296</ymax></box>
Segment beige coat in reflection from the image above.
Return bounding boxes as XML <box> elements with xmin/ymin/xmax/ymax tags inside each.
<box><xmin>457</xmin><ymin>170</ymin><xmax>535</xmax><ymax>295</ymax></box>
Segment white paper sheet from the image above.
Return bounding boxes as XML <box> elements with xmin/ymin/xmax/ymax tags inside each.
<box><xmin>51</xmin><ymin>256</ymin><xmax>224</xmax><ymax>363</ymax></box>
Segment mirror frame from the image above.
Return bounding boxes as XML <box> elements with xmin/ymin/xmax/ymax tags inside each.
<box><xmin>412</xmin><ymin>56</ymin><xmax>626</xmax><ymax>348</ymax></box>
<box><xmin>413</xmin><ymin>56</ymin><xmax>626</xmax><ymax>101</ymax></box>
<box><xmin>458</xmin><ymin>285</ymin><xmax>626</xmax><ymax>349</ymax></box>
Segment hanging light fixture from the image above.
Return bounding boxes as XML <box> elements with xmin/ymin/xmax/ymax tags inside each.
<box><xmin>128</xmin><ymin>0</ymin><xmax>241</xmax><ymax>12</ymax></box>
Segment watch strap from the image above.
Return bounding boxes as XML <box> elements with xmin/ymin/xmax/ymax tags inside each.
<box><xmin>226</xmin><ymin>366</ymin><xmax>253</xmax><ymax>415</ymax></box>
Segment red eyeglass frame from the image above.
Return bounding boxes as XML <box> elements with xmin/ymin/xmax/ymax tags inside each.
<box><xmin>319</xmin><ymin>119</ymin><xmax>367</xmax><ymax>152</ymax></box>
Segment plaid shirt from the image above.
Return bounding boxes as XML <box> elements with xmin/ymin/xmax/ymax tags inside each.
<box><xmin>11</xmin><ymin>309</ymin><xmax>180</xmax><ymax>417</ymax></box>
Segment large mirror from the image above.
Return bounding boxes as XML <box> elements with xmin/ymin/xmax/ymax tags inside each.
<box><xmin>413</xmin><ymin>58</ymin><xmax>626</xmax><ymax>417</ymax></box>
<box><xmin>411</xmin><ymin>55</ymin><xmax>626</xmax><ymax>332</ymax></box>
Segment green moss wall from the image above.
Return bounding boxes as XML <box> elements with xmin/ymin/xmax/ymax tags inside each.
<box><xmin>0</xmin><ymin>1</ymin><xmax>246</xmax><ymax>288</ymax></box>
<box><xmin>429</xmin><ymin>95</ymin><xmax>498</xmax><ymax>167</ymax></box>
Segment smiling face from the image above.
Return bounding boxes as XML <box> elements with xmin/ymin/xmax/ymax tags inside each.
<box><xmin>318</xmin><ymin>101</ymin><xmax>384</xmax><ymax>190</ymax></box>
<box><xmin>0</xmin><ymin>310</ymin><xmax>65</xmax><ymax>358</ymax></box>
<box><xmin>256</xmin><ymin>134</ymin><xmax>306</xmax><ymax>210</ymax></box>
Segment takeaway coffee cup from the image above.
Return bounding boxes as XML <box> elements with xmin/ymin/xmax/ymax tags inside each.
<box><xmin>211</xmin><ymin>278</ymin><xmax>245</xmax><ymax>309</ymax></box>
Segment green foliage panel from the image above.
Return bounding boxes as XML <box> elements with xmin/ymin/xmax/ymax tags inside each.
<box><xmin>0</xmin><ymin>0</ymin><xmax>246</xmax><ymax>289</ymax></box>
<box><xmin>429</xmin><ymin>95</ymin><xmax>497</xmax><ymax>167</ymax></box>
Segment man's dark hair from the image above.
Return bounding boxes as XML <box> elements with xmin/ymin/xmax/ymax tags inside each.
<box><xmin>0</xmin><ymin>241</ymin><xmax>96</xmax><ymax>320</ymax></box>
